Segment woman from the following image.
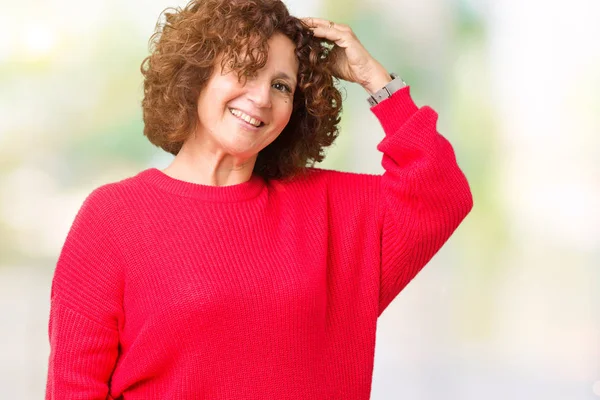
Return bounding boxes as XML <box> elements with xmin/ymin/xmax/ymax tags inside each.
<box><xmin>46</xmin><ymin>0</ymin><xmax>473</xmax><ymax>398</ymax></box>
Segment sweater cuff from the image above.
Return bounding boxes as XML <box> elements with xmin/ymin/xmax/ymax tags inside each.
<box><xmin>369</xmin><ymin>86</ymin><xmax>419</xmax><ymax>136</ymax></box>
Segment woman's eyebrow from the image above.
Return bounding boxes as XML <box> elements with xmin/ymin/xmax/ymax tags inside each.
<box><xmin>273</xmin><ymin>71</ymin><xmax>297</xmax><ymax>85</ymax></box>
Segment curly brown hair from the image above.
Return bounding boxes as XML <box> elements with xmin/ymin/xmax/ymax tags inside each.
<box><xmin>141</xmin><ymin>0</ymin><xmax>343</xmax><ymax>180</ymax></box>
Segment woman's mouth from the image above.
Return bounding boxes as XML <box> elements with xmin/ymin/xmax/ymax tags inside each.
<box><xmin>229</xmin><ymin>108</ymin><xmax>265</xmax><ymax>128</ymax></box>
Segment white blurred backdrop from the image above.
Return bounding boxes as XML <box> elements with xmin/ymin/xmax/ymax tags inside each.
<box><xmin>0</xmin><ymin>0</ymin><xmax>598</xmax><ymax>398</ymax></box>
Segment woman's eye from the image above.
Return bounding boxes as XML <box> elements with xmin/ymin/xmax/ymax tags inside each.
<box><xmin>273</xmin><ymin>82</ymin><xmax>292</xmax><ymax>93</ymax></box>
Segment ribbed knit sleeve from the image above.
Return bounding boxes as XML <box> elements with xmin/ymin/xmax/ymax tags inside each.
<box><xmin>46</xmin><ymin>186</ymin><xmax>124</xmax><ymax>399</ymax></box>
<box><xmin>372</xmin><ymin>86</ymin><xmax>473</xmax><ymax>316</ymax></box>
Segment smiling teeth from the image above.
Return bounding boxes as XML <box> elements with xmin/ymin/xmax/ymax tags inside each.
<box><xmin>229</xmin><ymin>109</ymin><xmax>261</xmax><ymax>127</ymax></box>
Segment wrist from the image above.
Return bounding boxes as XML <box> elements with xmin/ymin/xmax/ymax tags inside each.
<box><xmin>361</xmin><ymin>64</ymin><xmax>393</xmax><ymax>94</ymax></box>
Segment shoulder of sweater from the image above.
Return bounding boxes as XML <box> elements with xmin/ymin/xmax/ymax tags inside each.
<box><xmin>269</xmin><ymin>167</ymin><xmax>381</xmax><ymax>194</ymax></box>
<box><xmin>78</xmin><ymin>171</ymin><xmax>148</xmax><ymax>217</ymax></box>
<box><xmin>303</xmin><ymin>167</ymin><xmax>380</xmax><ymax>184</ymax></box>
<box><xmin>86</xmin><ymin>175</ymin><xmax>134</xmax><ymax>201</ymax></box>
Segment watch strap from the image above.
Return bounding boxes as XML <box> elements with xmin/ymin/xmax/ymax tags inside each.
<box><xmin>367</xmin><ymin>73</ymin><xmax>406</xmax><ymax>106</ymax></box>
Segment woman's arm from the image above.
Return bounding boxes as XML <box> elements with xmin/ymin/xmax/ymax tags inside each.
<box><xmin>47</xmin><ymin>305</ymin><xmax>120</xmax><ymax>399</ymax></box>
<box><xmin>46</xmin><ymin>187</ymin><xmax>123</xmax><ymax>399</ymax></box>
<box><xmin>372</xmin><ymin>86</ymin><xmax>473</xmax><ymax>315</ymax></box>
<box><xmin>303</xmin><ymin>17</ymin><xmax>473</xmax><ymax>316</ymax></box>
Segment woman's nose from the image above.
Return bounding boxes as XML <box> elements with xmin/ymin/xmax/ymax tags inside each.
<box><xmin>245</xmin><ymin>80</ymin><xmax>272</xmax><ymax>108</ymax></box>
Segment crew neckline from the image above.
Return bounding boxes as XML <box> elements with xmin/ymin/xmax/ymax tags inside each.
<box><xmin>138</xmin><ymin>168</ymin><xmax>266</xmax><ymax>202</ymax></box>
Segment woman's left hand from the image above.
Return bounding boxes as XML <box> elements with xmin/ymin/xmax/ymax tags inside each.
<box><xmin>301</xmin><ymin>17</ymin><xmax>392</xmax><ymax>94</ymax></box>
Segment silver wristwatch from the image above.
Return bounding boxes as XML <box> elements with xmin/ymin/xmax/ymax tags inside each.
<box><xmin>366</xmin><ymin>73</ymin><xmax>406</xmax><ymax>106</ymax></box>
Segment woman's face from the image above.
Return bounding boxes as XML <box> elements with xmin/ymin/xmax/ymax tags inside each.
<box><xmin>194</xmin><ymin>32</ymin><xmax>299</xmax><ymax>160</ymax></box>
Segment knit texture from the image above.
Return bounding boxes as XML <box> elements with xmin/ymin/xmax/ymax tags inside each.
<box><xmin>46</xmin><ymin>87</ymin><xmax>473</xmax><ymax>399</ymax></box>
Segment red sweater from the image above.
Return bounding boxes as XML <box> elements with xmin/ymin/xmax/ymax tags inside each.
<box><xmin>47</xmin><ymin>87</ymin><xmax>472</xmax><ymax>399</ymax></box>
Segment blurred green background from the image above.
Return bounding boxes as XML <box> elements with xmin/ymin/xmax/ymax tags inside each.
<box><xmin>0</xmin><ymin>0</ymin><xmax>599</xmax><ymax>398</ymax></box>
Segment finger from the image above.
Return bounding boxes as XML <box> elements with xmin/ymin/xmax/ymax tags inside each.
<box><xmin>300</xmin><ymin>17</ymin><xmax>329</xmax><ymax>29</ymax></box>
<box><xmin>301</xmin><ymin>17</ymin><xmax>351</xmax><ymax>32</ymax></box>
<box><xmin>302</xmin><ymin>19</ymin><xmax>350</xmax><ymax>44</ymax></box>
<box><xmin>308</xmin><ymin>25</ymin><xmax>346</xmax><ymax>44</ymax></box>
<box><xmin>332</xmin><ymin>22</ymin><xmax>351</xmax><ymax>31</ymax></box>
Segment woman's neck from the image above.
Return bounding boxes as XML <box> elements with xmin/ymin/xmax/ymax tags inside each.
<box><xmin>162</xmin><ymin>139</ymin><xmax>257</xmax><ymax>187</ymax></box>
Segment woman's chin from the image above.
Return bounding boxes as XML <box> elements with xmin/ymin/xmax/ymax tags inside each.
<box><xmin>219</xmin><ymin>142</ymin><xmax>262</xmax><ymax>160</ymax></box>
